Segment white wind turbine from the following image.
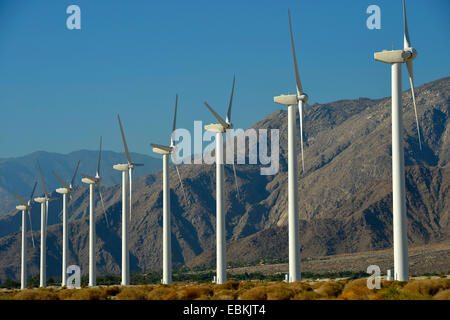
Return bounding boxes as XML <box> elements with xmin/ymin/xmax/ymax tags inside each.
<box><xmin>113</xmin><ymin>115</ymin><xmax>143</xmax><ymax>286</ymax></box>
<box><xmin>374</xmin><ymin>0</ymin><xmax>422</xmax><ymax>281</ymax></box>
<box><xmin>203</xmin><ymin>75</ymin><xmax>241</xmax><ymax>284</ymax></box>
<box><xmin>34</xmin><ymin>161</ymin><xmax>57</xmax><ymax>288</ymax></box>
<box><xmin>151</xmin><ymin>94</ymin><xmax>188</xmax><ymax>285</ymax></box>
<box><xmin>81</xmin><ymin>137</ymin><xmax>107</xmax><ymax>287</ymax></box>
<box><xmin>13</xmin><ymin>182</ymin><xmax>37</xmax><ymax>290</ymax></box>
<box><xmin>53</xmin><ymin>160</ymin><xmax>80</xmax><ymax>287</ymax></box>
<box><xmin>273</xmin><ymin>10</ymin><xmax>309</xmax><ymax>282</ymax></box>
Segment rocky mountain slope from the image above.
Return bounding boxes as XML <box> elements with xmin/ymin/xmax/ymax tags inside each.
<box><xmin>0</xmin><ymin>77</ymin><xmax>448</xmax><ymax>280</ymax></box>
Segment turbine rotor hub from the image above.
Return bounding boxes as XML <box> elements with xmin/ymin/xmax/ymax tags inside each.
<box><xmin>298</xmin><ymin>93</ymin><xmax>309</xmax><ymax>104</ymax></box>
<box><xmin>402</xmin><ymin>47</ymin><xmax>418</xmax><ymax>61</ymax></box>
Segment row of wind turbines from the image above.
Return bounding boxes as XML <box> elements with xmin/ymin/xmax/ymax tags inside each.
<box><xmin>13</xmin><ymin>1</ymin><xmax>421</xmax><ymax>289</ymax></box>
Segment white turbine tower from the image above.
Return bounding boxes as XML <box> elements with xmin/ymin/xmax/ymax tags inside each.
<box><xmin>53</xmin><ymin>160</ymin><xmax>80</xmax><ymax>287</ymax></box>
<box><xmin>203</xmin><ymin>75</ymin><xmax>240</xmax><ymax>284</ymax></box>
<box><xmin>113</xmin><ymin>115</ymin><xmax>143</xmax><ymax>286</ymax></box>
<box><xmin>374</xmin><ymin>0</ymin><xmax>422</xmax><ymax>281</ymax></box>
<box><xmin>81</xmin><ymin>137</ymin><xmax>107</xmax><ymax>287</ymax></box>
<box><xmin>151</xmin><ymin>94</ymin><xmax>188</xmax><ymax>285</ymax></box>
<box><xmin>273</xmin><ymin>10</ymin><xmax>309</xmax><ymax>282</ymax></box>
<box><xmin>35</xmin><ymin>161</ymin><xmax>57</xmax><ymax>288</ymax></box>
<box><xmin>13</xmin><ymin>182</ymin><xmax>37</xmax><ymax>290</ymax></box>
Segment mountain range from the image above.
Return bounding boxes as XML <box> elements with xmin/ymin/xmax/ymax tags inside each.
<box><xmin>0</xmin><ymin>76</ymin><xmax>448</xmax><ymax>281</ymax></box>
<box><xmin>0</xmin><ymin>150</ymin><xmax>161</xmax><ymax>215</ymax></box>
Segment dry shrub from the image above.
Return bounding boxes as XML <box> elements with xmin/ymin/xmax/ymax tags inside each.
<box><xmin>433</xmin><ymin>289</ymin><xmax>450</xmax><ymax>300</ymax></box>
<box><xmin>14</xmin><ymin>288</ymin><xmax>58</xmax><ymax>300</ymax></box>
<box><xmin>238</xmin><ymin>281</ymin><xmax>256</xmax><ymax>290</ymax></box>
<box><xmin>147</xmin><ymin>286</ymin><xmax>177</xmax><ymax>300</ymax></box>
<box><xmin>218</xmin><ymin>280</ymin><xmax>240</xmax><ymax>290</ymax></box>
<box><xmin>180</xmin><ymin>286</ymin><xmax>213</xmax><ymax>300</ymax></box>
<box><xmin>239</xmin><ymin>286</ymin><xmax>267</xmax><ymax>300</ymax></box>
<box><xmin>104</xmin><ymin>286</ymin><xmax>121</xmax><ymax>297</ymax></box>
<box><xmin>116</xmin><ymin>286</ymin><xmax>150</xmax><ymax>300</ymax></box>
<box><xmin>338</xmin><ymin>279</ymin><xmax>379</xmax><ymax>300</ymax></box>
<box><xmin>292</xmin><ymin>290</ymin><xmax>322</xmax><ymax>300</ymax></box>
<box><xmin>212</xmin><ymin>289</ymin><xmax>237</xmax><ymax>300</ymax></box>
<box><xmin>64</xmin><ymin>287</ymin><xmax>108</xmax><ymax>300</ymax></box>
<box><xmin>315</xmin><ymin>282</ymin><xmax>344</xmax><ymax>298</ymax></box>
<box><xmin>403</xmin><ymin>279</ymin><xmax>450</xmax><ymax>297</ymax></box>
<box><xmin>265</xmin><ymin>284</ymin><xmax>295</xmax><ymax>300</ymax></box>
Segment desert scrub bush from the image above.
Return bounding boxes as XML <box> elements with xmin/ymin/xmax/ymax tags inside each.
<box><xmin>338</xmin><ymin>279</ymin><xmax>379</xmax><ymax>300</ymax></box>
<box><xmin>116</xmin><ymin>286</ymin><xmax>151</xmax><ymax>300</ymax></box>
<box><xmin>211</xmin><ymin>289</ymin><xmax>237</xmax><ymax>300</ymax></box>
<box><xmin>14</xmin><ymin>288</ymin><xmax>58</xmax><ymax>300</ymax></box>
<box><xmin>179</xmin><ymin>285</ymin><xmax>214</xmax><ymax>300</ymax></box>
<box><xmin>265</xmin><ymin>284</ymin><xmax>295</xmax><ymax>300</ymax></box>
<box><xmin>292</xmin><ymin>290</ymin><xmax>322</xmax><ymax>300</ymax></box>
<box><xmin>403</xmin><ymin>279</ymin><xmax>450</xmax><ymax>297</ymax></box>
<box><xmin>217</xmin><ymin>280</ymin><xmax>240</xmax><ymax>290</ymax></box>
<box><xmin>63</xmin><ymin>287</ymin><xmax>109</xmax><ymax>300</ymax></box>
<box><xmin>314</xmin><ymin>281</ymin><xmax>344</xmax><ymax>298</ymax></box>
<box><xmin>239</xmin><ymin>286</ymin><xmax>268</xmax><ymax>300</ymax></box>
<box><xmin>433</xmin><ymin>289</ymin><xmax>450</xmax><ymax>300</ymax></box>
<box><xmin>238</xmin><ymin>281</ymin><xmax>256</xmax><ymax>290</ymax></box>
<box><xmin>147</xmin><ymin>286</ymin><xmax>177</xmax><ymax>300</ymax></box>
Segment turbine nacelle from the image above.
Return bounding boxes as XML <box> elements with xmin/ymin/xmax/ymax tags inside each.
<box><xmin>16</xmin><ymin>205</ymin><xmax>29</xmax><ymax>211</ymax></box>
<box><xmin>204</xmin><ymin>123</ymin><xmax>232</xmax><ymax>133</ymax></box>
<box><xmin>150</xmin><ymin>143</ymin><xmax>173</xmax><ymax>155</ymax></box>
<box><xmin>55</xmin><ymin>187</ymin><xmax>71</xmax><ymax>194</ymax></box>
<box><xmin>81</xmin><ymin>176</ymin><xmax>101</xmax><ymax>185</ymax></box>
<box><xmin>273</xmin><ymin>93</ymin><xmax>308</xmax><ymax>106</ymax></box>
<box><xmin>34</xmin><ymin>197</ymin><xmax>46</xmax><ymax>204</ymax></box>
<box><xmin>374</xmin><ymin>48</ymin><xmax>418</xmax><ymax>64</ymax></box>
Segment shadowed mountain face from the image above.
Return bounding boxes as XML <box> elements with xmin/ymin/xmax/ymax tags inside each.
<box><xmin>0</xmin><ymin>150</ymin><xmax>161</xmax><ymax>215</ymax></box>
<box><xmin>0</xmin><ymin>77</ymin><xmax>448</xmax><ymax>280</ymax></box>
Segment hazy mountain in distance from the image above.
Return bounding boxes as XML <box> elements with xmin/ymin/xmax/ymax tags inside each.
<box><xmin>0</xmin><ymin>150</ymin><xmax>161</xmax><ymax>215</ymax></box>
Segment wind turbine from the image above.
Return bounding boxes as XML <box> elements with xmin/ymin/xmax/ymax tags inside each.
<box><xmin>34</xmin><ymin>161</ymin><xmax>57</xmax><ymax>288</ymax></box>
<box><xmin>374</xmin><ymin>0</ymin><xmax>421</xmax><ymax>281</ymax></box>
<box><xmin>13</xmin><ymin>182</ymin><xmax>37</xmax><ymax>290</ymax></box>
<box><xmin>273</xmin><ymin>10</ymin><xmax>309</xmax><ymax>282</ymax></box>
<box><xmin>81</xmin><ymin>137</ymin><xmax>107</xmax><ymax>287</ymax></box>
<box><xmin>151</xmin><ymin>94</ymin><xmax>188</xmax><ymax>285</ymax></box>
<box><xmin>113</xmin><ymin>115</ymin><xmax>143</xmax><ymax>286</ymax></box>
<box><xmin>203</xmin><ymin>75</ymin><xmax>240</xmax><ymax>284</ymax></box>
<box><xmin>53</xmin><ymin>160</ymin><xmax>80</xmax><ymax>287</ymax></box>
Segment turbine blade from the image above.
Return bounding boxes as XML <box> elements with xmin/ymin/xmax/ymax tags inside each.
<box><xmin>129</xmin><ymin>168</ymin><xmax>132</xmax><ymax>221</ymax></box>
<box><xmin>226</xmin><ymin>75</ymin><xmax>236</xmax><ymax>123</ymax></box>
<box><xmin>27</xmin><ymin>210</ymin><xmax>35</xmax><ymax>248</ymax></box>
<box><xmin>118</xmin><ymin>115</ymin><xmax>132</xmax><ymax>164</ymax></box>
<box><xmin>174</xmin><ymin>164</ymin><xmax>188</xmax><ymax>205</ymax></box>
<box><xmin>45</xmin><ymin>200</ymin><xmax>48</xmax><ymax>228</ymax></box>
<box><xmin>52</xmin><ymin>171</ymin><xmax>70</xmax><ymax>190</ymax></box>
<box><xmin>288</xmin><ymin>9</ymin><xmax>303</xmax><ymax>95</ymax></box>
<box><xmin>13</xmin><ymin>192</ymin><xmax>28</xmax><ymax>207</ymax></box>
<box><xmin>29</xmin><ymin>182</ymin><xmax>37</xmax><ymax>203</ymax></box>
<box><xmin>232</xmin><ymin>163</ymin><xmax>241</xmax><ymax>202</ymax></box>
<box><xmin>97</xmin><ymin>136</ymin><xmax>102</xmax><ymax>176</ymax></box>
<box><xmin>171</xmin><ymin>94</ymin><xmax>178</xmax><ymax>146</ymax></box>
<box><xmin>204</xmin><ymin>101</ymin><xmax>228</xmax><ymax>128</ymax></box>
<box><xmin>403</xmin><ymin>0</ymin><xmax>411</xmax><ymax>49</ymax></box>
<box><xmin>71</xmin><ymin>160</ymin><xmax>81</xmax><ymax>187</ymax></box>
<box><xmin>37</xmin><ymin>161</ymin><xmax>49</xmax><ymax>199</ymax></box>
<box><xmin>298</xmin><ymin>101</ymin><xmax>305</xmax><ymax>172</ymax></box>
<box><xmin>406</xmin><ymin>61</ymin><xmax>422</xmax><ymax>150</ymax></box>
<box><xmin>96</xmin><ymin>182</ymin><xmax>109</xmax><ymax>227</ymax></box>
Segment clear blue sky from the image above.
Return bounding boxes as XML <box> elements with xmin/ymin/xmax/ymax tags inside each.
<box><xmin>0</xmin><ymin>0</ymin><xmax>449</xmax><ymax>158</ymax></box>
